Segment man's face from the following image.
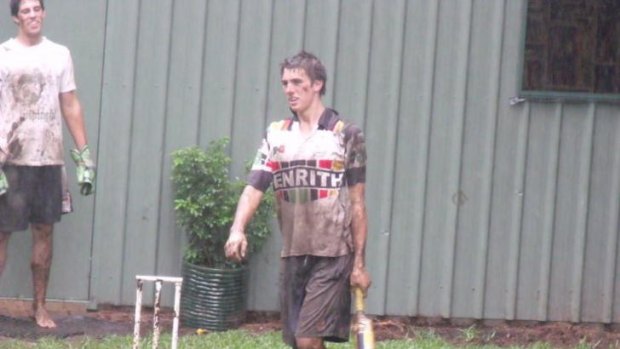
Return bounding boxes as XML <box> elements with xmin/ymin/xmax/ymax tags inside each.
<box><xmin>281</xmin><ymin>68</ymin><xmax>323</xmax><ymax>114</ymax></box>
<box><xmin>13</xmin><ymin>0</ymin><xmax>45</xmax><ymax>39</ymax></box>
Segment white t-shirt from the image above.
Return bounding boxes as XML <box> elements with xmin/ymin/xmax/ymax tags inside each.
<box><xmin>0</xmin><ymin>37</ymin><xmax>76</xmax><ymax>165</ymax></box>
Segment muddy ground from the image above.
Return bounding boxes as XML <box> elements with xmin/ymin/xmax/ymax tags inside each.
<box><xmin>2</xmin><ymin>305</ymin><xmax>620</xmax><ymax>348</ymax></box>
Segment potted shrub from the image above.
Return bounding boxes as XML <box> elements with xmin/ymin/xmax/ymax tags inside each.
<box><xmin>171</xmin><ymin>138</ymin><xmax>274</xmax><ymax>331</ymax></box>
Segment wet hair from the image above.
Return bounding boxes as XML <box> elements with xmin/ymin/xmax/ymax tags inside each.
<box><xmin>280</xmin><ymin>50</ymin><xmax>327</xmax><ymax>96</ymax></box>
<box><xmin>10</xmin><ymin>0</ymin><xmax>44</xmax><ymax>17</ymax></box>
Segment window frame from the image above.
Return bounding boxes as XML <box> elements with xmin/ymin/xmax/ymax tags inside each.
<box><xmin>517</xmin><ymin>0</ymin><xmax>620</xmax><ymax>103</ymax></box>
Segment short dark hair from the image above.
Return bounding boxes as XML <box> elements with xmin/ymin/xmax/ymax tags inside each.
<box><xmin>280</xmin><ymin>50</ymin><xmax>327</xmax><ymax>96</ymax></box>
<box><xmin>10</xmin><ymin>0</ymin><xmax>44</xmax><ymax>17</ymax></box>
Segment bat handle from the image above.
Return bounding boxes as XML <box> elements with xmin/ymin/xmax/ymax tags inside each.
<box><xmin>354</xmin><ymin>287</ymin><xmax>365</xmax><ymax>312</ymax></box>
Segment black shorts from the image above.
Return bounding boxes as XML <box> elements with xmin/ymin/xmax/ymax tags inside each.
<box><xmin>0</xmin><ymin>165</ymin><xmax>62</xmax><ymax>232</ymax></box>
<box><xmin>280</xmin><ymin>254</ymin><xmax>353</xmax><ymax>347</ymax></box>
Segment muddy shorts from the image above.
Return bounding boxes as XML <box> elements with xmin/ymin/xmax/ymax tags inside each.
<box><xmin>0</xmin><ymin>165</ymin><xmax>62</xmax><ymax>232</ymax></box>
<box><xmin>280</xmin><ymin>254</ymin><xmax>353</xmax><ymax>347</ymax></box>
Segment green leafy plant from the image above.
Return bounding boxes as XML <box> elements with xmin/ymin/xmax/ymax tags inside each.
<box><xmin>171</xmin><ymin>138</ymin><xmax>274</xmax><ymax>268</ymax></box>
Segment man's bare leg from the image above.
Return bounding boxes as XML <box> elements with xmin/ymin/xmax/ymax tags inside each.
<box><xmin>31</xmin><ymin>223</ymin><xmax>56</xmax><ymax>328</ymax></box>
<box><xmin>0</xmin><ymin>232</ymin><xmax>11</xmax><ymax>276</ymax></box>
<box><xmin>296</xmin><ymin>337</ymin><xmax>326</xmax><ymax>349</ymax></box>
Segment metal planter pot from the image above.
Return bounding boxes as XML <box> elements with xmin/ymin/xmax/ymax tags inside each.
<box><xmin>180</xmin><ymin>262</ymin><xmax>248</xmax><ymax>331</ymax></box>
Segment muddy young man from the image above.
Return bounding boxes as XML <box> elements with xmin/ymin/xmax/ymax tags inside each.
<box><xmin>225</xmin><ymin>51</ymin><xmax>371</xmax><ymax>349</ymax></box>
<box><xmin>0</xmin><ymin>0</ymin><xmax>95</xmax><ymax>328</ymax></box>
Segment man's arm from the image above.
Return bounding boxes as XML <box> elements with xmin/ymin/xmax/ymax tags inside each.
<box><xmin>224</xmin><ymin>185</ymin><xmax>264</xmax><ymax>262</ymax></box>
<box><xmin>349</xmin><ymin>182</ymin><xmax>371</xmax><ymax>292</ymax></box>
<box><xmin>61</xmin><ymin>90</ymin><xmax>97</xmax><ymax>195</ymax></box>
<box><xmin>59</xmin><ymin>91</ymin><xmax>88</xmax><ymax>149</ymax></box>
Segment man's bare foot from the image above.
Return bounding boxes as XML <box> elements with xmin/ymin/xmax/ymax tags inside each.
<box><xmin>34</xmin><ymin>306</ymin><xmax>56</xmax><ymax>328</ymax></box>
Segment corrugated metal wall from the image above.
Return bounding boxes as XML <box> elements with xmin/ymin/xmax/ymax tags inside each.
<box><xmin>0</xmin><ymin>0</ymin><xmax>618</xmax><ymax>323</ymax></box>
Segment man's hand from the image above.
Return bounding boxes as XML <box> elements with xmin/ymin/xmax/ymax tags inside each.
<box><xmin>224</xmin><ymin>230</ymin><xmax>248</xmax><ymax>263</ymax></box>
<box><xmin>0</xmin><ymin>169</ymin><xmax>8</xmax><ymax>196</ymax></box>
<box><xmin>350</xmin><ymin>264</ymin><xmax>371</xmax><ymax>295</ymax></box>
<box><xmin>70</xmin><ymin>145</ymin><xmax>96</xmax><ymax>195</ymax></box>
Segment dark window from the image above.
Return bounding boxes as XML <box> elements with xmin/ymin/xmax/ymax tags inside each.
<box><xmin>521</xmin><ymin>0</ymin><xmax>620</xmax><ymax>100</ymax></box>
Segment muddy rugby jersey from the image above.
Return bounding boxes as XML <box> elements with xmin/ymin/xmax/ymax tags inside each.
<box><xmin>0</xmin><ymin>38</ymin><xmax>76</xmax><ymax>165</ymax></box>
<box><xmin>248</xmin><ymin>108</ymin><xmax>366</xmax><ymax>257</ymax></box>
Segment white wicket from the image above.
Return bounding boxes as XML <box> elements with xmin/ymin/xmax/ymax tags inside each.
<box><xmin>133</xmin><ymin>275</ymin><xmax>183</xmax><ymax>349</ymax></box>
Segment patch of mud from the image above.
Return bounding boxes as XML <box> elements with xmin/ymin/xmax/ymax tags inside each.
<box><xmin>0</xmin><ymin>314</ymin><xmax>130</xmax><ymax>340</ymax></box>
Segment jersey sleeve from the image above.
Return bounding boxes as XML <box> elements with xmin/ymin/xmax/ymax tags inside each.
<box><xmin>247</xmin><ymin>130</ymin><xmax>274</xmax><ymax>192</ymax></box>
<box><xmin>59</xmin><ymin>48</ymin><xmax>76</xmax><ymax>93</ymax></box>
<box><xmin>344</xmin><ymin>124</ymin><xmax>367</xmax><ymax>186</ymax></box>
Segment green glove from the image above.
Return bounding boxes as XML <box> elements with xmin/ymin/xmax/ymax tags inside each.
<box><xmin>0</xmin><ymin>168</ymin><xmax>7</xmax><ymax>196</ymax></box>
<box><xmin>70</xmin><ymin>145</ymin><xmax>96</xmax><ymax>196</ymax></box>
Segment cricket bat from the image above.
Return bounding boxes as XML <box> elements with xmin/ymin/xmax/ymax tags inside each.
<box><xmin>353</xmin><ymin>287</ymin><xmax>375</xmax><ymax>349</ymax></box>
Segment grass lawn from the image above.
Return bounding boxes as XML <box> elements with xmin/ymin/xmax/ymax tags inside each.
<box><xmin>0</xmin><ymin>329</ymin><xmax>573</xmax><ymax>349</ymax></box>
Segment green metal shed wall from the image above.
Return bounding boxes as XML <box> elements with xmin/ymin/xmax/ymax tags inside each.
<box><xmin>0</xmin><ymin>0</ymin><xmax>618</xmax><ymax>323</ymax></box>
